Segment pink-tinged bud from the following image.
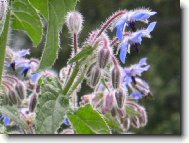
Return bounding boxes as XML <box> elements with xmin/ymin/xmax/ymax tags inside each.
<box><xmin>0</xmin><ymin>0</ymin><xmax>8</xmax><ymax>21</ymax></box>
<box><xmin>90</xmin><ymin>66</ymin><xmax>101</xmax><ymax>87</ymax></box>
<box><xmin>122</xmin><ymin>118</ymin><xmax>131</xmax><ymax>131</ymax></box>
<box><xmin>15</xmin><ymin>81</ymin><xmax>26</xmax><ymax>100</ymax></box>
<box><xmin>111</xmin><ymin>107</ymin><xmax>117</xmax><ymax>117</ymax></box>
<box><xmin>65</xmin><ymin>11</ymin><xmax>83</xmax><ymax>34</ymax></box>
<box><xmin>115</xmin><ymin>88</ymin><xmax>126</xmax><ymax>108</ymax></box>
<box><xmin>116</xmin><ymin>108</ymin><xmax>126</xmax><ymax>118</ymax></box>
<box><xmin>97</xmin><ymin>47</ymin><xmax>111</xmax><ymax>69</ymax></box>
<box><xmin>111</xmin><ymin>65</ymin><xmax>121</xmax><ymax>89</ymax></box>
<box><xmin>130</xmin><ymin>116</ymin><xmax>140</xmax><ymax>128</ymax></box>
<box><xmin>8</xmin><ymin>89</ymin><xmax>21</xmax><ymax>105</ymax></box>
<box><xmin>126</xmin><ymin>101</ymin><xmax>148</xmax><ymax>128</ymax></box>
<box><xmin>80</xmin><ymin>94</ymin><xmax>92</xmax><ymax>105</ymax></box>
<box><xmin>62</xmin><ymin>128</ymin><xmax>74</xmax><ymax>134</ymax></box>
<box><xmin>102</xmin><ymin>94</ymin><xmax>114</xmax><ymax>113</ymax></box>
<box><xmin>138</xmin><ymin>106</ymin><xmax>148</xmax><ymax>127</ymax></box>
<box><xmin>29</xmin><ymin>93</ymin><xmax>37</xmax><ymax>112</ymax></box>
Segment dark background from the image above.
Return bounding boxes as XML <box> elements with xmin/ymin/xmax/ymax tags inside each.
<box><xmin>10</xmin><ymin>0</ymin><xmax>181</xmax><ymax>134</ymax></box>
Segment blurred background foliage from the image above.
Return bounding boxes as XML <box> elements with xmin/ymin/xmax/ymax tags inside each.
<box><xmin>9</xmin><ymin>0</ymin><xmax>180</xmax><ymax>134</ymax></box>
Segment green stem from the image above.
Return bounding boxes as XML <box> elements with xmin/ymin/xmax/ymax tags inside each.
<box><xmin>0</xmin><ymin>9</ymin><xmax>11</xmax><ymax>84</ymax></box>
<box><xmin>62</xmin><ymin>63</ymin><xmax>80</xmax><ymax>95</ymax></box>
<box><xmin>67</xmin><ymin>65</ymin><xmax>88</xmax><ymax>96</ymax></box>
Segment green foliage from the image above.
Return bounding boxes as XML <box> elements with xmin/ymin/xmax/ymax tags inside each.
<box><xmin>36</xmin><ymin>78</ymin><xmax>69</xmax><ymax>134</ymax></box>
<box><xmin>104</xmin><ymin>114</ymin><xmax>123</xmax><ymax>133</ymax></box>
<box><xmin>68</xmin><ymin>45</ymin><xmax>95</xmax><ymax>64</ymax></box>
<box><xmin>68</xmin><ymin>104</ymin><xmax>111</xmax><ymax>134</ymax></box>
<box><xmin>0</xmin><ymin>106</ymin><xmax>28</xmax><ymax>129</ymax></box>
<box><xmin>0</xmin><ymin>10</ymin><xmax>10</xmax><ymax>83</ymax></box>
<box><xmin>29</xmin><ymin>0</ymin><xmax>78</xmax><ymax>71</ymax></box>
<box><xmin>11</xmin><ymin>0</ymin><xmax>43</xmax><ymax>47</ymax></box>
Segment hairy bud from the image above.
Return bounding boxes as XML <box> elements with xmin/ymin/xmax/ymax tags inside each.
<box><xmin>115</xmin><ymin>88</ymin><xmax>126</xmax><ymax>108</ymax></box>
<box><xmin>90</xmin><ymin>66</ymin><xmax>101</xmax><ymax>87</ymax></box>
<box><xmin>66</xmin><ymin>11</ymin><xmax>83</xmax><ymax>34</ymax></box>
<box><xmin>97</xmin><ymin>47</ymin><xmax>111</xmax><ymax>69</ymax></box>
<box><xmin>138</xmin><ymin>106</ymin><xmax>148</xmax><ymax>127</ymax></box>
<box><xmin>8</xmin><ymin>89</ymin><xmax>21</xmax><ymax>105</ymax></box>
<box><xmin>29</xmin><ymin>93</ymin><xmax>37</xmax><ymax>112</ymax></box>
<box><xmin>102</xmin><ymin>93</ymin><xmax>114</xmax><ymax>113</ymax></box>
<box><xmin>15</xmin><ymin>81</ymin><xmax>26</xmax><ymax>100</ymax></box>
<box><xmin>0</xmin><ymin>0</ymin><xmax>8</xmax><ymax>21</ymax></box>
<box><xmin>122</xmin><ymin>118</ymin><xmax>131</xmax><ymax>131</ymax></box>
<box><xmin>111</xmin><ymin>65</ymin><xmax>121</xmax><ymax>89</ymax></box>
<box><xmin>127</xmin><ymin>101</ymin><xmax>148</xmax><ymax>128</ymax></box>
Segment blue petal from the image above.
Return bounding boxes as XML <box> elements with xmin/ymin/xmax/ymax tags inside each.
<box><xmin>139</xmin><ymin>57</ymin><xmax>148</xmax><ymax>66</ymax></box>
<box><xmin>63</xmin><ymin>118</ymin><xmax>70</xmax><ymax>126</ymax></box>
<box><xmin>132</xmin><ymin>11</ymin><xmax>157</xmax><ymax>21</ymax></box>
<box><xmin>4</xmin><ymin>117</ymin><xmax>11</xmax><ymax>126</ymax></box>
<box><xmin>31</xmin><ymin>73</ymin><xmax>41</xmax><ymax>84</ymax></box>
<box><xmin>131</xmin><ymin>92</ymin><xmax>143</xmax><ymax>100</ymax></box>
<box><xmin>146</xmin><ymin>21</ymin><xmax>157</xmax><ymax>33</ymax></box>
<box><xmin>129</xmin><ymin>32</ymin><xmax>143</xmax><ymax>44</ymax></box>
<box><xmin>119</xmin><ymin>42</ymin><xmax>128</xmax><ymax>64</ymax></box>
<box><xmin>17</xmin><ymin>49</ymin><xmax>30</xmax><ymax>57</ymax></box>
<box><xmin>115</xmin><ymin>18</ymin><xmax>128</xmax><ymax>41</ymax></box>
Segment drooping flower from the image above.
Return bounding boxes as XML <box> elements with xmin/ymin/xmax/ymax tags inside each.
<box><xmin>119</xmin><ymin>22</ymin><xmax>157</xmax><ymax>64</ymax></box>
<box><xmin>115</xmin><ymin>9</ymin><xmax>157</xmax><ymax>41</ymax></box>
<box><xmin>122</xmin><ymin>58</ymin><xmax>151</xmax><ymax>99</ymax></box>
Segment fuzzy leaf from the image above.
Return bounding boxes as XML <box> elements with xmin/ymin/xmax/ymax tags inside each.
<box><xmin>0</xmin><ymin>10</ymin><xmax>10</xmax><ymax>83</ymax></box>
<box><xmin>0</xmin><ymin>106</ymin><xmax>28</xmax><ymax>129</ymax></box>
<box><xmin>11</xmin><ymin>0</ymin><xmax>43</xmax><ymax>46</ymax></box>
<box><xmin>36</xmin><ymin>78</ymin><xmax>69</xmax><ymax>134</ymax></box>
<box><xmin>104</xmin><ymin>114</ymin><xmax>123</xmax><ymax>133</ymax></box>
<box><xmin>68</xmin><ymin>45</ymin><xmax>95</xmax><ymax>64</ymax></box>
<box><xmin>68</xmin><ymin>104</ymin><xmax>111</xmax><ymax>134</ymax></box>
<box><xmin>29</xmin><ymin>0</ymin><xmax>78</xmax><ymax>71</ymax></box>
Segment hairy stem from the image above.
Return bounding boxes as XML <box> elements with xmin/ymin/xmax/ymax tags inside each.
<box><xmin>96</xmin><ymin>10</ymin><xmax>126</xmax><ymax>39</ymax></box>
<box><xmin>0</xmin><ymin>9</ymin><xmax>11</xmax><ymax>84</ymax></box>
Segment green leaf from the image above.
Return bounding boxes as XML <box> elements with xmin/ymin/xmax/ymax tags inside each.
<box><xmin>104</xmin><ymin>114</ymin><xmax>123</xmax><ymax>133</ymax></box>
<box><xmin>28</xmin><ymin>0</ymin><xmax>48</xmax><ymax>19</ymax></box>
<box><xmin>68</xmin><ymin>104</ymin><xmax>111</xmax><ymax>134</ymax></box>
<box><xmin>29</xmin><ymin>0</ymin><xmax>78</xmax><ymax>71</ymax></box>
<box><xmin>36</xmin><ymin>78</ymin><xmax>69</xmax><ymax>134</ymax></box>
<box><xmin>0</xmin><ymin>10</ymin><xmax>10</xmax><ymax>83</ymax></box>
<box><xmin>11</xmin><ymin>0</ymin><xmax>43</xmax><ymax>46</ymax></box>
<box><xmin>0</xmin><ymin>106</ymin><xmax>28</xmax><ymax>129</ymax></box>
<box><xmin>126</xmin><ymin>106</ymin><xmax>141</xmax><ymax>117</ymax></box>
<box><xmin>68</xmin><ymin>45</ymin><xmax>95</xmax><ymax>64</ymax></box>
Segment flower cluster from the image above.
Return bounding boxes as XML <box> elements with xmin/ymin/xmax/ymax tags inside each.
<box><xmin>0</xmin><ymin>8</ymin><xmax>156</xmax><ymax>134</ymax></box>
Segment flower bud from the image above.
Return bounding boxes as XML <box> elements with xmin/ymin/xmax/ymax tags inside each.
<box><xmin>29</xmin><ymin>93</ymin><xmax>37</xmax><ymax>112</ymax></box>
<box><xmin>97</xmin><ymin>47</ymin><xmax>111</xmax><ymax>69</ymax></box>
<box><xmin>111</xmin><ymin>65</ymin><xmax>121</xmax><ymax>89</ymax></box>
<box><xmin>115</xmin><ymin>88</ymin><xmax>126</xmax><ymax>108</ymax></box>
<box><xmin>138</xmin><ymin>106</ymin><xmax>148</xmax><ymax>127</ymax></box>
<box><xmin>111</xmin><ymin>107</ymin><xmax>116</xmax><ymax>117</ymax></box>
<box><xmin>0</xmin><ymin>0</ymin><xmax>8</xmax><ymax>21</ymax></box>
<box><xmin>102</xmin><ymin>93</ymin><xmax>114</xmax><ymax>113</ymax></box>
<box><xmin>116</xmin><ymin>108</ymin><xmax>126</xmax><ymax>118</ymax></box>
<box><xmin>62</xmin><ymin>128</ymin><xmax>74</xmax><ymax>134</ymax></box>
<box><xmin>122</xmin><ymin>118</ymin><xmax>131</xmax><ymax>131</ymax></box>
<box><xmin>130</xmin><ymin>116</ymin><xmax>140</xmax><ymax>128</ymax></box>
<box><xmin>90</xmin><ymin>66</ymin><xmax>101</xmax><ymax>87</ymax></box>
<box><xmin>15</xmin><ymin>81</ymin><xmax>26</xmax><ymax>100</ymax></box>
<box><xmin>8</xmin><ymin>89</ymin><xmax>21</xmax><ymax>105</ymax></box>
<box><xmin>65</xmin><ymin>11</ymin><xmax>83</xmax><ymax>34</ymax></box>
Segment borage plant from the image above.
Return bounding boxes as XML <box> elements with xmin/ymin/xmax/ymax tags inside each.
<box><xmin>0</xmin><ymin>0</ymin><xmax>156</xmax><ymax>134</ymax></box>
